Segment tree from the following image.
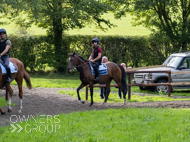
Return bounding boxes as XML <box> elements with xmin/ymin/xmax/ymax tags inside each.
<box><xmin>4</xmin><ymin>0</ymin><xmax>114</xmax><ymax>72</ymax></box>
<box><xmin>110</xmin><ymin>0</ymin><xmax>190</xmax><ymax>51</ymax></box>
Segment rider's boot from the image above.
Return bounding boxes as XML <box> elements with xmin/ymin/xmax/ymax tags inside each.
<box><xmin>6</xmin><ymin>68</ymin><xmax>12</xmax><ymax>82</ymax></box>
<box><xmin>94</xmin><ymin>67</ymin><xmax>99</xmax><ymax>82</ymax></box>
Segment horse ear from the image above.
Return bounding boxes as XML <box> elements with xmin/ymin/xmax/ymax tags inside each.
<box><xmin>68</xmin><ymin>52</ymin><xmax>76</xmax><ymax>56</ymax></box>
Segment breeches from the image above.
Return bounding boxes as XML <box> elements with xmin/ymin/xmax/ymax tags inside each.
<box><xmin>1</xmin><ymin>56</ymin><xmax>10</xmax><ymax>69</ymax></box>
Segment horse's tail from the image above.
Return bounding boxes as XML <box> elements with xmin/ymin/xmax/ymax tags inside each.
<box><xmin>117</xmin><ymin>64</ymin><xmax>127</xmax><ymax>92</ymax></box>
<box><xmin>22</xmin><ymin>62</ymin><xmax>32</xmax><ymax>89</ymax></box>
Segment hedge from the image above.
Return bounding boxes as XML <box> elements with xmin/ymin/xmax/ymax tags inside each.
<box><xmin>8</xmin><ymin>34</ymin><xmax>189</xmax><ymax>73</ymax></box>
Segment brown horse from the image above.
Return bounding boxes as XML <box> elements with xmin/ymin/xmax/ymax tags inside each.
<box><xmin>0</xmin><ymin>58</ymin><xmax>32</xmax><ymax>115</ymax></box>
<box><xmin>68</xmin><ymin>53</ymin><xmax>127</xmax><ymax>106</ymax></box>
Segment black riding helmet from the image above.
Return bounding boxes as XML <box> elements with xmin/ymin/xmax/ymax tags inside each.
<box><xmin>0</xmin><ymin>28</ymin><xmax>6</xmax><ymax>34</ymax></box>
<box><xmin>92</xmin><ymin>38</ymin><xmax>99</xmax><ymax>44</ymax></box>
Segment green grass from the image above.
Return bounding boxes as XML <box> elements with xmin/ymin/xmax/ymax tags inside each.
<box><xmin>1</xmin><ymin>108</ymin><xmax>190</xmax><ymax>141</ymax></box>
<box><xmin>2</xmin><ymin>73</ymin><xmax>189</xmax><ymax>109</ymax></box>
<box><xmin>27</xmin><ymin>73</ymin><xmax>190</xmax><ymax>95</ymax></box>
<box><xmin>9</xmin><ymin>73</ymin><xmax>190</xmax><ymax>97</ymax></box>
<box><xmin>0</xmin><ymin>14</ymin><xmax>46</xmax><ymax>36</ymax></box>
<box><xmin>4</xmin><ymin>73</ymin><xmax>189</xmax><ymax>106</ymax></box>
<box><xmin>59</xmin><ymin>90</ymin><xmax>190</xmax><ymax>103</ymax></box>
<box><xmin>0</xmin><ymin>97</ymin><xmax>15</xmax><ymax>107</ymax></box>
<box><xmin>1</xmin><ymin>13</ymin><xmax>150</xmax><ymax>36</ymax></box>
<box><xmin>66</xmin><ymin>13</ymin><xmax>151</xmax><ymax>36</ymax></box>
<box><xmin>0</xmin><ymin>97</ymin><xmax>8</xmax><ymax>107</ymax></box>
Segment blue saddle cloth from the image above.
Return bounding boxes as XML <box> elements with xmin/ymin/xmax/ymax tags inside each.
<box><xmin>90</xmin><ymin>63</ymin><xmax>108</xmax><ymax>75</ymax></box>
<box><xmin>0</xmin><ymin>62</ymin><xmax>17</xmax><ymax>75</ymax></box>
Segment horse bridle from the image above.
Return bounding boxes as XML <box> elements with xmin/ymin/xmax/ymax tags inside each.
<box><xmin>75</xmin><ymin>61</ymin><xmax>89</xmax><ymax>68</ymax></box>
<box><xmin>68</xmin><ymin>56</ymin><xmax>89</xmax><ymax>70</ymax></box>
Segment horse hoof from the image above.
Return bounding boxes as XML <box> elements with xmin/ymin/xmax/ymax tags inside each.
<box><xmin>123</xmin><ymin>99</ymin><xmax>127</xmax><ymax>106</ymax></box>
<box><xmin>81</xmin><ymin>100</ymin><xmax>85</xmax><ymax>104</ymax></box>
<box><xmin>122</xmin><ymin>102</ymin><xmax>127</xmax><ymax>106</ymax></box>
<box><xmin>102</xmin><ymin>102</ymin><xmax>106</xmax><ymax>105</ymax></box>
<box><xmin>18</xmin><ymin>109</ymin><xmax>22</xmax><ymax>114</ymax></box>
<box><xmin>89</xmin><ymin>103</ymin><xmax>93</xmax><ymax>107</ymax></box>
<box><xmin>1</xmin><ymin>111</ymin><xmax>5</xmax><ymax>115</ymax></box>
<box><xmin>8</xmin><ymin>109</ymin><xmax>12</xmax><ymax>112</ymax></box>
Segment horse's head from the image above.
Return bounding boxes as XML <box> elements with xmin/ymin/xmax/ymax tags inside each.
<box><xmin>68</xmin><ymin>52</ymin><xmax>78</xmax><ymax>72</ymax></box>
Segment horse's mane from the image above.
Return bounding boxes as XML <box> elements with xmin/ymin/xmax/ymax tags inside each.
<box><xmin>75</xmin><ymin>54</ymin><xmax>88</xmax><ymax>62</ymax></box>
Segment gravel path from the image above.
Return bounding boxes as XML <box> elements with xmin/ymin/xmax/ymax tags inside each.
<box><xmin>0</xmin><ymin>86</ymin><xmax>190</xmax><ymax>126</ymax></box>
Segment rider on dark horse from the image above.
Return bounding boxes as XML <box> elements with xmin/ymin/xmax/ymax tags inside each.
<box><xmin>0</xmin><ymin>28</ymin><xmax>12</xmax><ymax>82</ymax></box>
<box><xmin>88</xmin><ymin>38</ymin><xmax>102</xmax><ymax>82</ymax></box>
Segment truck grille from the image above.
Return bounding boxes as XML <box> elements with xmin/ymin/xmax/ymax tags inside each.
<box><xmin>135</xmin><ymin>75</ymin><xmax>143</xmax><ymax>78</ymax></box>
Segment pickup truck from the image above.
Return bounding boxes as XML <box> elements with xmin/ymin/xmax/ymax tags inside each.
<box><xmin>133</xmin><ymin>51</ymin><xmax>190</xmax><ymax>92</ymax></box>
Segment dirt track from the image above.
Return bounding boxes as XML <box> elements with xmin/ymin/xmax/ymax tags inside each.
<box><xmin>0</xmin><ymin>86</ymin><xmax>190</xmax><ymax>126</ymax></box>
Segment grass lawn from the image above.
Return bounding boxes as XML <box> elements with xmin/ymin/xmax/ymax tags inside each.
<box><xmin>1</xmin><ymin>108</ymin><xmax>190</xmax><ymax>141</ymax></box>
<box><xmin>59</xmin><ymin>89</ymin><xmax>190</xmax><ymax>103</ymax></box>
<box><xmin>0</xmin><ymin>10</ymin><xmax>189</xmax><ymax>142</ymax></box>
<box><xmin>66</xmin><ymin>13</ymin><xmax>151</xmax><ymax>36</ymax></box>
<box><xmin>1</xmin><ymin>74</ymin><xmax>190</xmax><ymax>141</ymax></box>
<box><xmin>1</xmin><ymin>73</ymin><xmax>190</xmax><ymax>107</ymax></box>
<box><xmin>1</xmin><ymin>13</ymin><xmax>151</xmax><ymax>36</ymax></box>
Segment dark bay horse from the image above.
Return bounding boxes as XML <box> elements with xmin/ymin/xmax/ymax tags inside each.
<box><xmin>68</xmin><ymin>53</ymin><xmax>127</xmax><ymax>106</ymax></box>
<box><xmin>0</xmin><ymin>58</ymin><xmax>32</xmax><ymax>115</ymax></box>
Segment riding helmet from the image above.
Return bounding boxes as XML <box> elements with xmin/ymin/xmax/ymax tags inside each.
<box><xmin>0</xmin><ymin>28</ymin><xmax>6</xmax><ymax>34</ymax></box>
<box><xmin>92</xmin><ymin>38</ymin><xmax>99</xmax><ymax>44</ymax></box>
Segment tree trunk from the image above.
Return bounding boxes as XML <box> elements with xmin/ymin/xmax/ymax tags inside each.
<box><xmin>52</xmin><ymin>3</ymin><xmax>68</xmax><ymax>72</ymax></box>
<box><xmin>53</xmin><ymin>18</ymin><xmax>64</xmax><ymax>72</ymax></box>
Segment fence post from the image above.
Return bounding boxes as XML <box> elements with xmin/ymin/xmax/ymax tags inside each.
<box><xmin>168</xmin><ymin>71</ymin><xmax>171</xmax><ymax>97</ymax></box>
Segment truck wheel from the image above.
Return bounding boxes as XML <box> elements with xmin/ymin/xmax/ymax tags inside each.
<box><xmin>139</xmin><ymin>86</ymin><xmax>146</xmax><ymax>90</ymax></box>
<box><xmin>154</xmin><ymin>80</ymin><xmax>168</xmax><ymax>93</ymax></box>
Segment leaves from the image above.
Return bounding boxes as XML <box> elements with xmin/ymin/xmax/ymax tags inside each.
<box><xmin>111</xmin><ymin>0</ymin><xmax>190</xmax><ymax>50</ymax></box>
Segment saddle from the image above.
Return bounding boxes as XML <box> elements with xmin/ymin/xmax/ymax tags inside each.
<box><xmin>90</xmin><ymin>63</ymin><xmax>108</xmax><ymax>75</ymax></box>
<box><xmin>0</xmin><ymin>62</ymin><xmax>17</xmax><ymax>75</ymax></box>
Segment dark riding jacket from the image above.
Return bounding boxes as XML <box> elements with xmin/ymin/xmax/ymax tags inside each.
<box><xmin>0</xmin><ymin>39</ymin><xmax>10</xmax><ymax>56</ymax></box>
<box><xmin>93</xmin><ymin>45</ymin><xmax>102</xmax><ymax>65</ymax></box>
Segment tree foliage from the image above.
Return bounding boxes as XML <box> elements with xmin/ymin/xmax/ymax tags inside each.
<box><xmin>3</xmin><ymin>0</ymin><xmax>114</xmax><ymax>72</ymax></box>
<box><xmin>110</xmin><ymin>0</ymin><xmax>190</xmax><ymax>51</ymax></box>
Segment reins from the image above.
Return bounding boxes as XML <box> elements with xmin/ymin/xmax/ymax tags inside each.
<box><xmin>75</xmin><ymin>61</ymin><xmax>89</xmax><ymax>68</ymax></box>
<box><xmin>68</xmin><ymin>54</ymin><xmax>90</xmax><ymax>70</ymax></box>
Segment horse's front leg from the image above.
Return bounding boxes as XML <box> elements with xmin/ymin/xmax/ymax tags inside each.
<box><xmin>89</xmin><ymin>85</ymin><xmax>94</xmax><ymax>106</ymax></box>
<box><xmin>6</xmin><ymin>84</ymin><xmax>13</xmax><ymax>112</ymax></box>
<box><xmin>77</xmin><ymin>83</ymin><xmax>86</xmax><ymax>104</ymax></box>
<box><xmin>17</xmin><ymin>82</ymin><xmax>23</xmax><ymax>114</ymax></box>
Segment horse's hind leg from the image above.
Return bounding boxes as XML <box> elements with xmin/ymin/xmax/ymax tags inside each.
<box><xmin>89</xmin><ymin>84</ymin><xmax>94</xmax><ymax>106</ymax></box>
<box><xmin>15</xmin><ymin>79</ymin><xmax>23</xmax><ymax>114</ymax></box>
<box><xmin>114</xmin><ymin>80</ymin><xmax>127</xmax><ymax>105</ymax></box>
<box><xmin>103</xmin><ymin>78</ymin><xmax>112</xmax><ymax>104</ymax></box>
<box><xmin>122</xmin><ymin>90</ymin><xmax>127</xmax><ymax>105</ymax></box>
<box><xmin>6</xmin><ymin>83</ymin><xmax>13</xmax><ymax>112</ymax></box>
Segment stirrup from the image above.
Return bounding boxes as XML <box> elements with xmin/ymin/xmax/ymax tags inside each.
<box><xmin>7</xmin><ymin>77</ymin><xmax>12</xmax><ymax>83</ymax></box>
<box><xmin>94</xmin><ymin>77</ymin><xmax>99</xmax><ymax>82</ymax></box>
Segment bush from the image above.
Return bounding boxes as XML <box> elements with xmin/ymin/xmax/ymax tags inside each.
<box><xmin>8</xmin><ymin>34</ymin><xmax>187</xmax><ymax>72</ymax></box>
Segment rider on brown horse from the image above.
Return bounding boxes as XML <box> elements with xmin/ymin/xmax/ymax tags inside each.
<box><xmin>0</xmin><ymin>28</ymin><xmax>12</xmax><ymax>82</ymax></box>
<box><xmin>88</xmin><ymin>38</ymin><xmax>102</xmax><ymax>82</ymax></box>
